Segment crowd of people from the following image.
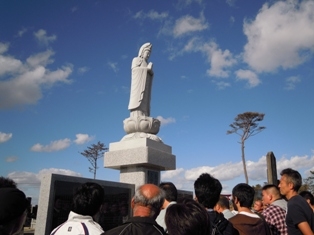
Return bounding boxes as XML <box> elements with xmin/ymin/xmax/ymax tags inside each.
<box><xmin>1</xmin><ymin>167</ymin><xmax>314</xmax><ymax>235</ymax></box>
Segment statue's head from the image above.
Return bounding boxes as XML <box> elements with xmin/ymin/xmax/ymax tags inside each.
<box><xmin>138</xmin><ymin>43</ymin><xmax>152</xmax><ymax>58</ymax></box>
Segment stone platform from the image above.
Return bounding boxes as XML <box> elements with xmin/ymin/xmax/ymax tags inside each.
<box><xmin>104</xmin><ymin>138</ymin><xmax>176</xmax><ymax>187</ymax></box>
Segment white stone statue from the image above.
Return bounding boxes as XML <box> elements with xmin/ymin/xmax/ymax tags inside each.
<box><xmin>128</xmin><ymin>42</ymin><xmax>154</xmax><ymax>117</ymax></box>
<box><xmin>122</xmin><ymin>43</ymin><xmax>161</xmax><ymax>142</ymax></box>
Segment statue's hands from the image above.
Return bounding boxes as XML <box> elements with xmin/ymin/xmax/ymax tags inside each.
<box><xmin>147</xmin><ymin>62</ymin><xmax>153</xmax><ymax>75</ymax></box>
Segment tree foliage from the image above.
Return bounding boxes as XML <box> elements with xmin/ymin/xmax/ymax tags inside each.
<box><xmin>80</xmin><ymin>141</ymin><xmax>108</xmax><ymax>179</ymax></box>
<box><xmin>227</xmin><ymin>112</ymin><xmax>266</xmax><ymax>184</ymax></box>
<box><xmin>300</xmin><ymin>170</ymin><xmax>314</xmax><ymax>194</ymax></box>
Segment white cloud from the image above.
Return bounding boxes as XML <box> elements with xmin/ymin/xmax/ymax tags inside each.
<box><xmin>34</xmin><ymin>29</ymin><xmax>57</xmax><ymax>46</ymax></box>
<box><xmin>161</xmin><ymin>168</ymin><xmax>185</xmax><ymax>179</ymax></box>
<box><xmin>108</xmin><ymin>62</ymin><xmax>119</xmax><ymax>73</ymax></box>
<box><xmin>284</xmin><ymin>76</ymin><xmax>301</xmax><ymax>90</ymax></box>
<box><xmin>156</xmin><ymin>116</ymin><xmax>176</xmax><ymax>126</ymax></box>
<box><xmin>229</xmin><ymin>16</ymin><xmax>235</xmax><ymax>24</ymax></box>
<box><xmin>235</xmin><ymin>69</ymin><xmax>261</xmax><ymax>88</ymax></box>
<box><xmin>0</xmin><ymin>132</ymin><xmax>12</xmax><ymax>143</ymax></box>
<box><xmin>17</xmin><ymin>28</ymin><xmax>28</xmax><ymax>37</ymax></box>
<box><xmin>7</xmin><ymin>169</ymin><xmax>82</xmax><ymax>204</ymax></box>
<box><xmin>214</xmin><ymin>81</ymin><xmax>231</xmax><ymax>90</ymax></box>
<box><xmin>71</xmin><ymin>6</ymin><xmax>78</xmax><ymax>12</ymax></box>
<box><xmin>74</xmin><ymin>134</ymin><xmax>94</xmax><ymax>145</ymax></box>
<box><xmin>0</xmin><ymin>131</ymin><xmax>13</xmax><ymax>143</ymax></box>
<box><xmin>0</xmin><ymin>47</ymin><xmax>23</xmax><ymax>76</ymax></box>
<box><xmin>26</xmin><ymin>50</ymin><xmax>54</xmax><ymax>67</ymax></box>
<box><xmin>161</xmin><ymin>154</ymin><xmax>314</xmax><ymax>192</ymax></box>
<box><xmin>31</xmin><ymin>138</ymin><xmax>71</xmax><ymax>152</ymax></box>
<box><xmin>185</xmin><ymin>162</ymin><xmax>244</xmax><ymax>182</ymax></box>
<box><xmin>147</xmin><ymin>10</ymin><xmax>168</xmax><ymax>20</ymax></box>
<box><xmin>37</xmin><ymin>168</ymin><xmax>81</xmax><ymax>179</ymax></box>
<box><xmin>243</xmin><ymin>0</ymin><xmax>314</xmax><ymax>72</ymax></box>
<box><xmin>206</xmin><ymin>44</ymin><xmax>236</xmax><ymax>78</ymax></box>
<box><xmin>134</xmin><ymin>10</ymin><xmax>168</xmax><ymax>21</ymax></box>
<box><xmin>78</xmin><ymin>66</ymin><xmax>90</xmax><ymax>74</ymax></box>
<box><xmin>226</xmin><ymin>0</ymin><xmax>236</xmax><ymax>7</ymax></box>
<box><xmin>173</xmin><ymin>13</ymin><xmax>208</xmax><ymax>37</ymax></box>
<box><xmin>0</xmin><ymin>44</ymin><xmax>72</xmax><ymax>109</ymax></box>
<box><xmin>175</xmin><ymin>0</ymin><xmax>203</xmax><ymax>9</ymax></box>
<box><xmin>6</xmin><ymin>156</ymin><xmax>18</xmax><ymax>162</ymax></box>
<box><xmin>183</xmin><ymin>38</ymin><xmax>237</xmax><ymax>78</ymax></box>
<box><xmin>0</xmin><ymin>42</ymin><xmax>9</xmax><ymax>54</ymax></box>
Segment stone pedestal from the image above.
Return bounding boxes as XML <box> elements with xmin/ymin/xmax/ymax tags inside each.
<box><xmin>104</xmin><ymin>138</ymin><xmax>176</xmax><ymax>189</ymax></box>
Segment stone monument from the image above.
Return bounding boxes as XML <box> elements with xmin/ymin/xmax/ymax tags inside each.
<box><xmin>105</xmin><ymin>43</ymin><xmax>176</xmax><ymax>188</ymax></box>
<box><xmin>266</xmin><ymin>151</ymin><xmax>278</xmax><ymax>185</ymax></box>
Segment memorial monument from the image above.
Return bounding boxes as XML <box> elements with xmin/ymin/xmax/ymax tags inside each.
<box><xmin>105</xmin><ymin>43</ymin><xmax>176</xmax><ymax>188</ymax></box>
<box><xmin>266</xmin><ymin>151</ymin><xmax>278</xmax><ymax>185</ymax></box>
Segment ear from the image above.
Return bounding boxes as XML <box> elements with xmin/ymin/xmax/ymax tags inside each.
<box><xmin>131</xmin><ymin>198</ymin><xmax>135</xmax><ymax>209</ymax></box>
<box><xmin>288</xmin><ymin>182</ymin><xmax>294</xmax><ymax>190</ymax></box>
<box><xmin>233</xmin><ymin>197</ymin><xmax>239</xmax><ymax>204</ymax></box>
<box><xmin>214</xmin><ymin>203</ymin><xmax>220</xmax><ymax>211</ymax></box>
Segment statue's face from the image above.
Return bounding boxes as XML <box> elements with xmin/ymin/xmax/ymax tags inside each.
<box><xmin>143</xmin><ymin>49</ymin><xmax>150</xmax><ymax>59</ymax></box>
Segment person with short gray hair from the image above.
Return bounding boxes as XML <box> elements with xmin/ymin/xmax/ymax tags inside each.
<box><xmin>279</xmin><ymin>168</ymin><xmax>314</xmax><ymax>235</ymax></box>
<box><xmin>106</xmin><ymin>184</ymin><xmax>167</xmax><ymax>235</ymax></box>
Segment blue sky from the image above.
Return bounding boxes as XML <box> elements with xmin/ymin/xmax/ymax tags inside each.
<box><xmin>1</xmin><ymin>0</ymin><xmax>314</xmax><ymax>204</ymax></box>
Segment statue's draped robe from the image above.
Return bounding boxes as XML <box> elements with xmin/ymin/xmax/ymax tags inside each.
<box><xmin>128</xmin><ymin>57</ymin><xmax>153</xmax><ymax>117</ymax></box>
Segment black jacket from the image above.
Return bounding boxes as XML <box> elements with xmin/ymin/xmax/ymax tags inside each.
<box><xmin>105</xmin><ymin>216</ymin><xmax>167</xmax><ymax>235</ymax></box>
<box><xmin>208</xmin><ymin>210</ymin><xmax>239</xmax><ymax>235</ymax></box>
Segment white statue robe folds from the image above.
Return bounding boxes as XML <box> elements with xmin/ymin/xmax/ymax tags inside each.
<box><xmin>128</xmin><ymin>57</ymin><xmax>153</xmax><ymax>117</ymax></box>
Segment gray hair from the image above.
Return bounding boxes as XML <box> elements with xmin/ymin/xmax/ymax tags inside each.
<box><xmin>133</xmin><ymin>184</ymin><xmax>165</xmax><ymax>217</ymax></box>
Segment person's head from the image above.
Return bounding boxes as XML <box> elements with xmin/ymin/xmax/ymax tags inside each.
<box><xmin>165</xmin><ymin>198</ymin><xmax>210</xmax><ymax>235</ymax></box>
<box><xmin>214</xmin><ymin>196</ymin><xmax>230</xmax><ymax>213</ymax></box>
<box><xmin>138</xmin><ymin>43</ymin><xmax>152</xmax><ymax>59</ymax></box>
<box><xmin>232</xmin><ymin>183</ymin><xmax>255</xmax><ymax>210</ymax></box>
<box><xmin>299</xmin><ymin>191</ymin><xmax>314</xmax><ymax>206</ymax></box>
<box><xmin>0</xmin><ymin>177</ymin><xmax>17</xmax><ymax>188</ymax></box>
<box><xmin>253</xmin><ymin>199</ymin><xmax>263</xmax><ymax>212</ymax></box>
<box><xmin>132</xmin><ymin>184</ymin><xmax>165</xmax><ymax>219</ymax></box>
<box><xmin>194</xmin><ymin>173</ymin><xmax>222</xmax><ymax>209</ymax></box>
<box><xmin>0</xmin><ymin>188</ymin><xmax>30</xmax><ymax>235</ymax></box>
<box><xmin>261</xmin><ymin>184</ymin><xmax>281</xmax><ymax>205</ymax></box>
<box><xmin>279</xmin><ymin>168</ymin><xmax>302</xmax><ymax>196</ymax></box>
<box><xmin>71</xmin><ymin>182</ymin><xmax>104</xmax><ymax>217</ymax></box>
<box><xmin>159</xmin><ymin>182</ymin><xmax>177</xmax><ymax>202</ymax></box>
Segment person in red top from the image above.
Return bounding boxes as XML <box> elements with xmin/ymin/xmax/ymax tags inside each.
<box><xmin>261</xmin><ymin>184</ymin><xmax>288</xmax><ymax>235</ymax></box>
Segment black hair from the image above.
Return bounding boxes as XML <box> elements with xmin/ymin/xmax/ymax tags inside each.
<box><xmin>0</xmin><ymin>176</ymin><xmax>17</xmax><ymax>188</ymax></box>
<box><xmin>299</xmin><ymin>191</ymin><xmax>314</xmax><ymax>205</ymax></box>
<box><xmin>262</xmin><ymin>184</ymin><xmax>279</xmax><ymax>191</ymax></box>
<box><xmin>159</xmin><ymin>182</ymin><xmax>177</xmax><ymax>202</ymax></box>
<box><xmin>232</xmin><ymin>183</ymin><xmax>255</xmax><ymax>208</ymax></box>
<box><xmin>71</xmin><ymin>182</ymin><xmax>104</xmax><ymax>216</ymax></box>
<box><xmin>194</xmin><ymin>173</ymin><xmax>222</xmax><ymax>208</ymax></box>
<box><xmin>280</xmin><ymin>168</ymin><xmax>302</xmax><ymax>192</ymax></box>
<box><xmin>217</xmin><ymin>195</ymin><xmax>230</xmax><ymax>209</ymax></box>
<box><xmin>165</xmin><ymin>198</ymin><xmax>210</xmax><ymax>235</ymax></box>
